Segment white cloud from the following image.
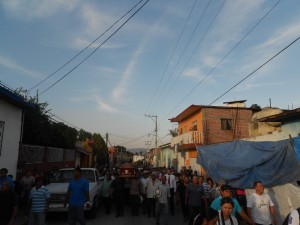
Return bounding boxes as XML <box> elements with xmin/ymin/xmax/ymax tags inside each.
<box><xmin>200</xmin><ymin>0</ymin><xmax>263</xmax><ymax>67</ymax></box>
<box><xmin>112</xmin><ymin>38</ymin><xmax>146</xmax><ymax>103</ymax></box>
<box><xmin>80</xmin><ymin>4</ymin><xmax>117</xmax><ymax>37</ymax></box>
<box><xmin>256</xmin><ymin>21</ymin><xmax>300</xmax><ymax>49</ymax></box>
<box><xmin>95</xmin><ymin>96</ymin><xmax>117</xmax><ymax>113</ymax></box>
<box><xmin>1</xmin><ymin>0</ymin><xmax>79</xmax><ymax>20</ymax></box>
<box><xmin>71</xmin><ymin>37</ymin><xmax>124</xmax><ymax>50</ymax></box>
<box><xmin>236</xmin><ymin>82</ymin><xmax>283</xmax><ymax>92</ymax></box>
<box><xmin>0</xmin><ymin>54</ymin><xmax>43</xmax><ymax>79</ymax></box>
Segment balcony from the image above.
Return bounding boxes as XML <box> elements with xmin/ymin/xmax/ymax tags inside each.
<box><xmin>171</xmin><ymin>131</ymin><xmax>203</xmax><ymax>147</ymax></box>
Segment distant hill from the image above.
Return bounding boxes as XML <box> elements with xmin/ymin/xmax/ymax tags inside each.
<box><xmin>128</xmin><ymin>148</ymin><xmax>147</xmax><ymax>154</ymax></box>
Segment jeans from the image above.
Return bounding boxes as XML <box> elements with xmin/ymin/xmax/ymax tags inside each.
<box><xmin>28</xmin><ymin>212</ymin><xmax>46</xmax><ymax>225</ymax></box>
<box><xmin>147</xmin><ymin>198</ymin><xmax>156</xmax><ymax>217</ymax></box>
<box><xmin>156</xmin><ymin>202</ymin><xmax>168</xmax><ymax>225</ymax></box>
<box><xmin>68</xmin><ymin>205</ymin><xmax>86</xmax><ymax>225</ymax></box>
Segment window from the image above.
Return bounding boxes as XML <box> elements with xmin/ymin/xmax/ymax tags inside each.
<box><xmin>192</xmin><ymin>121</ymin><xmax>197</xmax><ymax>131</ymax></box>
<box><xmin>221</xmin><ymin>119</ymin><xmax>232</xmax><ymax>130</ymax></box>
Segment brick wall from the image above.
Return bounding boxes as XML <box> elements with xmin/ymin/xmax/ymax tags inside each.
<box><xmin>203</xmin><ymin>108</ymin><xmax>253</xmax><ymax>144</ymax></box>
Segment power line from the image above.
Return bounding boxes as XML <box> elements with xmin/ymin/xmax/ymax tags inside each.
<box><xmin>47</xmin><ymin>112</ymin><xmax>82</xmax><ymax>130</ymax></box>
<box><xmin>144</xmin><ymin>0</ymin><xmax>199</xmax><ymax>114</ymax></box>
<box><xmin>159</xmin><ymin>0</ymin><xmax>283</xmax><ymax>122</ymax></box>
<box><xmin>39</xmin><ymin>0</ymin><xmax>150</xmax><ymax>95</ymax></box>
<box><xmin>118</xmin><ymin>133</ymin><xmax>149</xmax><ymax>146</ymax></box>
<box><xmin>28</xmin><ymin>0</ymin><xmax>145</xmax><ymax>93</ymax></box>
<box><xmin>153</xmin><ymin>0</ymin><xmax>224</xmax><ymax>114</ymax></box>
<box><xmin>149</xmin><ymin>0</ymin><xmax>212</xmax><ymax>114</ymax></box>
<box><xmin>209</xmin><ymin>35</ymin><xmax>300</xmax><ymax>105</ymax></box>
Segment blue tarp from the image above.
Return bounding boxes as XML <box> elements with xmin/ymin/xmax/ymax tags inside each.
<box><xmin>293</xmin><ymin>136</ymin><xmax>300</xmax><ymax>162</ymax></box>
<box><xmin>197</xmin><ymin>138</ymin><xmax>300</xmax><ymax>189</ymax></box>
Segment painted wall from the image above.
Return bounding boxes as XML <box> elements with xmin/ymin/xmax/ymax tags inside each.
<box><xmin>247</xmin><ymin>118</ymin><xmax>300</xmax><ymax>142</ymax></box>
<box><xmin>0</xmin><ymin>99</ymin><xmax>22</xmax><ymax>177</ymax></box>
<box><xmin>178</xmin><ymin>111</ymin><xmax>203</xmax><ymax>134</ymax></box>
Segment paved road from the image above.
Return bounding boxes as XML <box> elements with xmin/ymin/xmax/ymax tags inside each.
<box><xmin>46</xmin><ymin>202</ymin><xmax>186</xmax><ymax>225</ymax></box>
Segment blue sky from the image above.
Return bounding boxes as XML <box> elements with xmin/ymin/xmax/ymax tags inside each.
<box><xmin>1</xmin><ymin>0</ymin><xmax>300</xmax><ymax>150</ymax></box>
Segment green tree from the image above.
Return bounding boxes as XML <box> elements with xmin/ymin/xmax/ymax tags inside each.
<box><xmin>78</xmin><ymin>129</ymin><xmax>92</xmax><ymax>141</ymax></box>
<box><xmin>92</xmin><ymin>133</ymin><xmax>108</xmax><ymax>167</ymax></box>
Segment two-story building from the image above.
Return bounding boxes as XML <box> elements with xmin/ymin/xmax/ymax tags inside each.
<box><xmin>170</xmin><ymin>101</ymin><xmax>259</xmax><ymax>174</ymax></box>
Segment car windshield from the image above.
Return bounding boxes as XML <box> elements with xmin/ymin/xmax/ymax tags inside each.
<box><xmin>52</xmin><ymin>170</ymin><xmax>96</xmax><ymax>183</ymax></box>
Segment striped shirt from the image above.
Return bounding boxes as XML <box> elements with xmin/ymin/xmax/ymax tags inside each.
<box><xmin>29</xmin><ymin>185</ymin><xmax>50</xmax><ymax>212</ymax></box>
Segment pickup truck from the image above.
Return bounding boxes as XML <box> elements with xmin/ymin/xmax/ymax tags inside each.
<box><xmin>46</xmin><ymin>168</ymin><xmax>103</xmax><ymax>218</ymax></box>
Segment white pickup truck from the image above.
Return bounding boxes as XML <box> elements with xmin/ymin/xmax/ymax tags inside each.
<box><xmin>46</xmin><ymin>168</ymin><xmax>103</xmax><ymax>218</ymax></box>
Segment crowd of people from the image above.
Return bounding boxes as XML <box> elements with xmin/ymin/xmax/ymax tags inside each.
<box><xmin>97</xmin><ymin>166</ymin><xmax>282</xmax><ymax>225</ymax></box>
<box><xmin>0</xmin><ymin>166</ymin><xmax>299</xmax><ymax>225</ymax></box>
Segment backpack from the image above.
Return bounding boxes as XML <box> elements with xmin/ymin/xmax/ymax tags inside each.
<box><xmin>282</xmin><ymin>208</ymin><xmax>300</xmax><ymax>225</ymax></box>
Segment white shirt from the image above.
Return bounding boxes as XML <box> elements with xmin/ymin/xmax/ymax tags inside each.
<box><xmin>145</xmin><ymin>178</ymin><xmax>160</xmax><ymax>198</ymax></box>
<box><xmin>247</xmin><ymin>193</ymin><xmax>274</xmax><ymax>225</ymax></box>
<box><xmin>164</xmin><ymin>174</ymin><xmax>176</xmax><ymax>192</ymax></box>
<box><xmin>140</xmin><ymin>177</ymin><xmax>149</xmax><ymax>193</ymax></box>
<box><xmin>216</xmin><ymin>210</ymin><xmax>238</xmax><ymax>225</ymax></box>
<box><xmin>288</xmin><ymin>209</ymin><xmax>299</xmax><ymax>225</ymax></box>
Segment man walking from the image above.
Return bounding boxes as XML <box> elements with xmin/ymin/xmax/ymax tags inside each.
<box><xmin>111</xmin><ymin>173</ymin><xmax>125</xmax><ymax>217</ymax></box>
<box><xmin>28</xmin><ymin>177</ymin><xmax>50</xmax><ymax>225</ymax></box>
<box><xmin>165</xmin><ymin>169</ymin><xmax>176</xmax><ymax>215</ymax></box>
<box><xmin>247</xmin><ymin>181</ymin><xmax>277</xmax><ymax>225</ymax></box>
<box><xmin>102</xmin><ymin>173</ymin><xmax>113</xmax><ymax>215</ymax></box>
<box><xmin>0</xmin><ymin>181</ymin><xmax>18</xmax><ymax>225</ymax></box>
<box><xmin>145</xmin><ymin>172</ymin><xmax>160</xmax><ymax>218</ymax></box>
<box><xmin>185</xmin><ymin>175</ymin><xmax>207</xmax><ymax>225</ymax></box>
<box><xmin>155</xmin><ymin>176</ymin><xmax>170</xmax><ymax>225</ymax></box>
<box><xmin>64</xmin><ymin>168</ymin><xmax>90</xmax><ymax>225</ymax></box>
<box><xmin>0</xmin><ymin>168</ymin><xmax>15</xmax><ymax>190</ymax></box>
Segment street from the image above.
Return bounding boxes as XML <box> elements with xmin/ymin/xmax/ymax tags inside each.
<box><xmin>46</xmin><ymin>202</ymin><xmax>185</xmax><ymax>225</ymax></box>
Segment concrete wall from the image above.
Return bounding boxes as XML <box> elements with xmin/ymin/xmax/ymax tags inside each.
<box><xmin>247</xmin><ymin>119</ymin><xmax>300</xmax><ymax>142</ymax></box>
<box><xmin>0</xmin><ymin>99</ymin><xmax>22</xmax><ymax>177</ymax></box>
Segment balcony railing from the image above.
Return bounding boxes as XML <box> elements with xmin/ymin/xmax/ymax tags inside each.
<box><xmin>171</xmin><ymin>131</ymin><xmax>203</xmax><ymax>147</ymax></box>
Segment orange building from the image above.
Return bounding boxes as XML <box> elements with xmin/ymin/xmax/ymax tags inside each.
<box><xmin>170</xmin><ymin>102</ymin><xmax>259</xmax><ymax>175</ymax></box>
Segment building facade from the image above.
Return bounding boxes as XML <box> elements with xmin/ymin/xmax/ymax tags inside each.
<box><xmin>170</xmin><ymin>102</ymin><xmax>258</xmax><ymax>174</ymax></box>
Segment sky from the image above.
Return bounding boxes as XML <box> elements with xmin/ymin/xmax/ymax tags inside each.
<box><xmin>1</xmin><ymin>0</ymin><xmax>300</xmax><ymax>150</ymax></box>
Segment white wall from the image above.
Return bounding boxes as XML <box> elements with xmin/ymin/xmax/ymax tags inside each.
<box><xmin>246</xmin><ymin>121</ymin><xmax>300</xmax><ymax>142</ymax></box>
<box><xmin>0</xmin><ymin>99</ymin><xmax>23</xmax><ymax>177</ymax></box>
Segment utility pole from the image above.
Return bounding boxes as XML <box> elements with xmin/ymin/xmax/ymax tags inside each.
<box><xmin>145</xmin><ymin>114</ymin><xmax>158</xmax><ymax>149</ymax></box>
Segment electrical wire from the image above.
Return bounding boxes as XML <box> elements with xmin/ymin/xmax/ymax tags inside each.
<box><xmin>39</xmin><ymin>0</ymin><xmax>150</xmax><ymax>95</ymax></box>
<box><xmin>209</xmin><ymin>35</ymin><xmax>300</xmax><ymax>105</ymax></box>
<box><xmin>149</xmin><ymin>0</ymin><xmax>212</xmax><ymax>114</ymax></box>
<box><xmin>28</xmin><ymin>0</ymin><xmax>145</xmax><ymax>93</ymax></box>
<box><xmin>144</xmin><ymin>0</ymin><xmax>199</xmax><ymax>114</ymax></box>
<box><xmin>153</xmin><ymin>0</ymin><xmax>225</xmax><ymax>114</ymax></box>
<box><xmin>159</xmin><ymin>0</ymin><xmax>283</xmax><ymax>123</ymax></box>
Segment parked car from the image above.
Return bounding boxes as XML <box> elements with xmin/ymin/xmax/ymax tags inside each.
<box><xmin>46</xmin><ymin>168</ymin><xmax>103</xmax><ymax>218</ymax></box>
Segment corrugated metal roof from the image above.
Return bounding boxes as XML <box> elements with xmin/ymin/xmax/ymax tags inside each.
<box><xmin>257</xmin><ymin>108</ymin><xmax>300</xmax><ymax>122</ymax></box>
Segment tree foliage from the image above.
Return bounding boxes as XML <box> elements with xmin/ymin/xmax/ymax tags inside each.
<box><xmin>78</xmin><ymin>129</ymin><xmax>92</xmax><ymax>141</ymax></box>
<box><xmin>169</xmin><ymin>129</ymin><xmax>178</xmax><ymax>137</ymax></box>
<box><xmin>16</xmin><ymin>87</ymin><xmax>78</xmax><ymax>149</ymax></box>
<box><xmin>92</xmin><ymin>133</ymin><xmax>108</xmax><ymax>167</ymax></box>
